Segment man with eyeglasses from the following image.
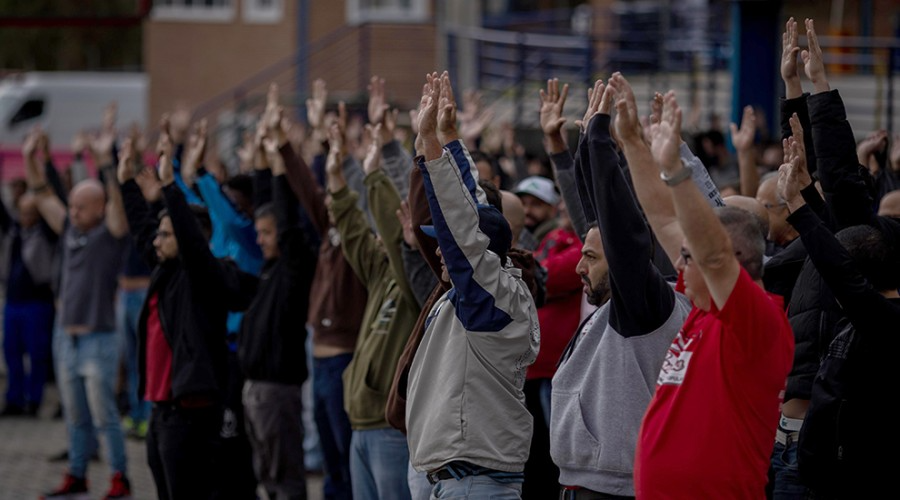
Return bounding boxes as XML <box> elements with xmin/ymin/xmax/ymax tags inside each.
<box><xmin>114</xmin><ymin>130</ymin><xmax>257</xmax><ymax>499</ymax></box>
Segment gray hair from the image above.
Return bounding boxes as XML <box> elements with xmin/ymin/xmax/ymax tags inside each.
<box><xmin>715</xmin><ymin>206</ymin><xmax>766</xmax><ymax>280</ymax></box>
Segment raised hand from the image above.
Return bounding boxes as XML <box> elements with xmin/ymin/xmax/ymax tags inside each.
<box><xmin>325</xmin><ymin>123</ymin><xmax>344</xmax><ymax>177</ymax></box>
<box><xmin>362</xmin><ymin>123</ymin><xmax>384</xmax><ymax>175</ymax></box>
<box><xmin>135</xmin><ymin>166</ymin><xmax>163</xmax><ymax>202</ymax></box>
<box><xmin>800</xmin><ymin>18</ymin><xmax>830</xmax><ymax>93</ymax></box>
<box><xmin>182</xmin><ymin>119</ymin><xmax>208</xmax><ymax>181</ymax></box>
<box><xmin>263</xmin><ymin>83</ymin><xmax>288</xmax><ymax>147</ymax></box>
<box><xmin>71</xmin><ymin>130</ymin><xmax>89</xmax><ymax>158</ymax></box>
<box><xmin>891</xmin><ymin>133</ymin><xmax>900</xmax><ymax>173</ymax></box>
<box><xmin>609</xmin><ymin>73</ymin><xmax>643</xmax><ymax>144</ymax></box>
<box><xmin>784</xmin><ymin>113</ymin><xmax>813</xmax><ymax>189</ymax></box>
<box><xmin>777</xmin><ymin>141</ymin><xmax>805</xmax><ymax>211</ymax></box>
<box><xmin>307</xmin><ymin>78</ymin><xmax>328</xmax><ymax>131</ymax></box>
<box><xmin>168</xmin><ymin>103</ymin><xmax>191</xmax><ymax>145</ymax></box>
<box><xmin>157</xmin><ymin>115</ymin><xmax>175</xmax><ymax>186</ymax></box>
<box><xmin>457</xmin><ymin>87</ymin><xmax>493</xmax><ymax>149</ymax></box>
<box><xmin>575</xmin><ymin>79</ymin><xmax>602</xmax><ymax>132</ymax></box>
<box><xmin>856</xmin><ymin>129</ymin><xmax>887</xmax><ymax>171</ymax></box>
<box><xmin>395</xmin><ymin>200</ymin><xmax>418</xmax><ymax>249</ymax></box>
<box><xmin>90</xmin><ymin>101</ymin><xmax>118</xmax><ymax>166</ymax></box>
<box><xmin>437</xmin><ymin>71</ymin><xmax>459</xmax><ymax>145</ymax></box>
<box><xmin>367</xmin><ymin>75</ymin><xmax>389</xmax><ymax>126</ymax></box>
<box><xmin>640</xmin><ymin>92</ymin><xmax>664</xmax><ymax>145</ymax></box>
<box><xmin>539</xmin><ymin>78</ymin><xmax>569</xmax><ymax>137</ymax></box>
<box><xmin>781</xmin><ymin>17</ymin><xmax>802</xmax><ymax>98</ymax></box>
<box><xmin>117</xmin><ymin>137</ymin><xmax>137</xmax><ymax>184</ymax></box>
<box><xmin>22</xmin><ymin>127</ymin><xmax>39</xmax><ymax>160</ymax></box>
<box><xmin>729</xmin><ymin>105</ymin><xmax>756</xmax><ymax>153</ymax></box>
<box><xmin>649</xmin><ymin>91</ymin><xmax>683</xmax><ymax>173</ymax></box>
<box><xmin>417</xmin><ymin>73</ymin><xmax>440</xmax><ymax>141</ymax></box>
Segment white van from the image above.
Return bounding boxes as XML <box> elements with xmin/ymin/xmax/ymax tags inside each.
<box><xmin>0</xmin><ymin>71</ymin><xmax>148</xmax><ymax>149</ymax></box>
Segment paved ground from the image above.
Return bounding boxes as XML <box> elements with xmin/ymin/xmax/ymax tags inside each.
<box><xmin>0</xmin><ymin>378</ymin><xmax>324</xmax><ymax>500</ymax></box>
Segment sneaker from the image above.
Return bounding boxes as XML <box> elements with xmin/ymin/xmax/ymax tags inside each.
<box><xmin>0</xmin><ymin>404</ymin><xmax>24</xmax><ymax>417</ymax></box>
<box><xmin>40</xmin><ymin>473</ymin><xmax>89</xmax><ymax>499</ymax></box>
<box><xmin>102</xmin><ymin>472</ymin><xmax>131</xmax><ymax>500</ymax></box>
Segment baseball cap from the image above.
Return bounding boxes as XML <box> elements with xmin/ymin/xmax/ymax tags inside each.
<box><xmin>513</xmin><ymin>176</ymin><xmax>560</xmax><ymax>205</ymax></box>
<box><xmin>420</xmin><ymin>204</ymin><xmax>512</xmax><ymax>261</ymax></box>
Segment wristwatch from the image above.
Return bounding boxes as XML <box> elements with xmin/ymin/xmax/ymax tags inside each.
<box><xmin>659</xmin><ymin>161</ymin><xmax>692</xmax><ymax>187</ymax></box>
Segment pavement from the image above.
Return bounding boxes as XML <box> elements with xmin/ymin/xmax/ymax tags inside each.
<box><xmin>0</xmin><ymin>378</ymin><xmax>324</xmax><ymax>500</ymax></box>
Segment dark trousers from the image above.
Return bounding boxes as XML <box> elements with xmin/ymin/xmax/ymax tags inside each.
<box><xmin>147</xmin><ymin>402</ymin><xmax>222</xmax><ymax>500</ymax></box>
<box><xmin>243</xmin><ymin>380</ymin><xmax>307</xmax><ymax>500</ymax></box>
<box><xmin>523</xmin><ymin>378</ymin><xmax>560</xmax><ymax>499</ymax></box>
<box><xmin>313</xmin><ymin>354</ymin><xmax>354</xmax><ymax>500</ymax></box>
<box><xmin>212</xmin><ymin>350</ymin><xmax>258</xmax><ymax>499</ymax></box>
<box><xmin>3</xmin><ymin>300</ymin><xmax>54</xmax><ymax>408</ymax></box>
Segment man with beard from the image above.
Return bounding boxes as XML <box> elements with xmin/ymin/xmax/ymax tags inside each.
<box><xmin>549</xmin><ymin>77</ymin><xmax>692</xmax><ymax>499</ymax></box>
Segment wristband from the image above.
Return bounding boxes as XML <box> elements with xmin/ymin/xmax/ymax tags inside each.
<box><xmin>660</xmin><ymin>161</ymin><xmax>692</xmax><ymax>187</ymax></box>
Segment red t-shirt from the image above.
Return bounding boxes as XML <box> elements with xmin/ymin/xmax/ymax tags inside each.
<box><xmin>635</xmin><ymin>269</ymin><xmax>794</xmax><ymax>499</ymax></box>
<box><xmin>144</xmin><ymin>292</ymin><xmax>173</xmax><ymax>402</ymax></box>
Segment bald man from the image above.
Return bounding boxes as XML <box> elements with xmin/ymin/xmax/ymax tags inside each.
<box><xmin>878</xmin><ymin>189</ymin><xmax>900</xmax><ymax>218</ymax></box>
<box><xmin>724</xmin><ymin>195</ymin><xmax>771</xmax><ymax>244</ymax></box>
<box><xmin>756</xmin><ymin>173</ymin><xmax>799</xmax><ymax>253</ymax></box>
<box><xmin>24</xmin><ymin>130</ymin><xmax>132</xmax><ymax>498</ymax></box>
<box><xmin>501</xmin><ymin>190</ymin><xmax>526</xmax><ymax>248</ymax></box>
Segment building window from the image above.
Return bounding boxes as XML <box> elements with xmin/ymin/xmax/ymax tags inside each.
<box><xmin>243</xmin><ymin>0</ymin><xmax>283</xmax><ymax>24</ymax></box>
<box><xmin>346</xmin><ymin>0</ymin><xmax>430</xmax><ymax>25</ymax></box>
<box><xmin>152</xmin><ymin>0</ymin><xmax>236</xmax><ymax>23</ymax></box>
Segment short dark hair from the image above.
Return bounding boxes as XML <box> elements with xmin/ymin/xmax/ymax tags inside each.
<box><xmin>470</xmin><ymin>150</ymin><xmax>500</xmax><ymax>178</ymax></box>
<box><xmin>254</xmin><ymin>202</ymin><xmax>276</xmax><ymax>221</ymax></box>
<box><xmin>159</xmin><ymin>204</ymin><xmax>213</xmax><ymax>242</ymax></box>
<box><xmin>836</xmin><ymin>224</ymin><xmax>900</xmax><ymax>292</ymax></box>
<box><xmin>224</xmin><ymin>174</ymin><xmax>254</xmax><ymax>202</ymax></box>
<box><xmin>715</xmin><ymin>206</ymin><xmax>766</xmax><ymax>280</ymax></box>
<box><xmin>479</xmin><ymin>179</ymin><xmax>503</xmax><ymax>214</ymax></box>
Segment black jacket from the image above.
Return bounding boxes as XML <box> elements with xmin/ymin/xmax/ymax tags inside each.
<box><xmin>238</xmin><ymin>174</ymin><xmax>316</xmax><ymax>385</ymax></box>
<box><xmin>122</xmin><ymin>181</ymin><xmax>257</xmax><ymax>402</ymax></box>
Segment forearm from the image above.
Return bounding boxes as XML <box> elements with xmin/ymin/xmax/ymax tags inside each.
<box><xmin>550</xmin><ymin>149</ymin><xmax>589</xmax><ymax>241</ymax></box>
<box><xmin>621</xmin><ymin>137</ymin><xmax>682</xmax><ymax>264</ymax></box>
<box><xmin>280</xmin><ymin>142</ymin><xmax>328</xmax><ymax>235</ymax></box>
<box><xmin>104</xmin><ymin>168</ymin><xmax>129</xmax><ymax>238</ymax></box>
<box><xmin>737</xmin><ymin>149</ymin><xmax>759</xmax><ymax>197</ymax></box>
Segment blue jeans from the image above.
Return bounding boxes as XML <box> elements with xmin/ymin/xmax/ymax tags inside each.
<box><xmin>303</xmin><ymin>333</ymin><xmax>323</xmax><ymax>472</ymax></box>
<box><xmin>3</xmin><ymin>300</ymin><xmax>54</xmax><ymax>408</ymax></box>
<box><xmin>408</xmin><ymin>461</ymin><xmax>432</xmax><ymax>500</ymax></box>
<box><xmin>431</xmin><ymin>476</ymin><xmax>522</xmax><ymax>499</ymax></box>
<box><xmin>770</xmin><ymin>438</ymin><xmax>811</xmax><ymax>499</ymax></box>
<box><xmin>313</xmin><ymin>353</ymin><xmax>354</xmax><ymax>500</ymax></box>
<box><xmin>350</xmin><ymin>428</ymin><xmax>411</xmax><ymax>500</ymax></box>
<box><xmin>54</xmin><ymin>328</ymin><xmax>127</xmax><ymax>477</ymax></box>
<box><xmin>117</xmin><ymin>287</ymin><xmax>150</xmax><ymax>424</ymax></box>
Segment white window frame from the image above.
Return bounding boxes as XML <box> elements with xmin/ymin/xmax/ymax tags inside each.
<box><xmin>152</xmin><ymin>0</ymin><xmax>236</xmax><ymax>23</ymax></box>
<box><xmin>345</xmin><ymin>0</ymin><xmax>430</xmax><ymax>25</ymax></box>
<box><xmin>242</xmin><ymin>0</ymin><xmax>283</xmax><ymax>24</ymax></box>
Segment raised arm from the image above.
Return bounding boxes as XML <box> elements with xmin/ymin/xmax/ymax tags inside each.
<box><xmin>540</xmin><ymin>78</ymin><xmax>590</xmax><ymax>240</ymax></box>
<box><xmin>610</xmin><ymin>74</ymin><xmax>682</xmax><ymax>265</ymax></box>
<box><xmin>117</xmin><ymin>138</ymin><xmax>158</xmax><ymax>267</ymax></box>
<box><xmin>582</xmin><ymin>80</ymin><xmax>676</xmax><ymax>334</ymax></box>
<box><xmin>23</xmin><ymin>129</ymin><xmax>66</xmax><ymax>235</ymax></box>
<box><xmin>730</xmin><ymin>105</ymin><xmax>760</xmax><ymax>196</ymax></box>
<box><xmin>653</xmin><ymin>92</ymin><xmax>740</xmax><ymax>310</ymax></box>
<box><xmin>778</xmin><ymin>142</ymin><xmax>893</xmax><ymax>331</ymax></box>
<box><xmin>363</xmin><ymin>122</ymin><xmax>418</xmax><ymax>307</ymax></box>
<box><xmin>367</xmin><ymin>75</ymin><xmax>411</xmax><ymax>197</ymax></box>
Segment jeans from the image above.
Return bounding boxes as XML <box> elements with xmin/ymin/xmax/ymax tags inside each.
<box><xmin>408</xmin><ymin>461</ymin><xmax>433</xmax><ymax>500</ymax></box>
<box><xmin>431</xmin><ymin>476</ymin><xmax>523</xmax><ymax>499</ymax></box>
<box><xmin>116</xmin><ymin>287</ymin><xmax>150</xmax><ymax>424</ymax></box>
<box><xmin>54</xmin><ymin>327</ymin><xmax>127</xmax><ymax>477</ymax></box>
<box><xmin>243</xmin><ymin>380</ymin><xmax>307</xmax><ymax>500</ymax></box>
<box><xmin>350</xmin><ymin>428</ymin><xmax>411</xmax><ymax>500</ymax></box>
<box><xmin>147</xmin><ymin>402</ymin><xmax>222</xmax><ymax>500</ymax></box>
<box><xmin>3</xmin><ymin>300</ymin><xmax>54</xmax><ymax>408</ymax></box>
<box><xmin>770</xmin><ymin>438</ymin><xmax>811</xmax><ymax>499</ymax></box>
<box><xmin>303</xmin><ymin>333</ymin><xmax>323</xmax><ymax>472</ymax></box>
<box><xmin>313</xmin><ymin>354</ymin><xmax>354</xmax><ymax>500</ymax></box>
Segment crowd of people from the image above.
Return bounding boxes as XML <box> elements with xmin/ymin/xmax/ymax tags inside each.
<box><xmin>0</xmin><ymin>15</ymin><xmax>897</xmax><ymax>500</ymax></box>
